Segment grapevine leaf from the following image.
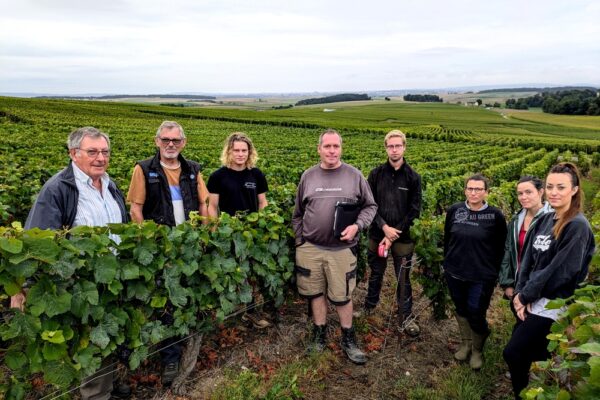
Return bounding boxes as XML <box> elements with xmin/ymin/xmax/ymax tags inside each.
<box><xmin>0</xmin><ymin>312</ymin><xmax>41</xmax><ymax>341</ymax></box>
<box><xmin>0</xmin><ymin>272</ymin><xmax>22</xmax><ymax>296</ymax></box>
<box><xmin>135</xmin><ymin>247</ymin><xmax>154</xmax><ymax>266</ymax></box>
<box><xmin>42</xmin><ymin>342</ymin><xmax>68</xmax><ymax>361</ymax></box>
<box><xmin>43</xmin><ymin>360</ymin><xmax>77</xmax><ymax>387</ymax></box>
<box><xmin>4</xmin><ymin>259</ymin><xmax>38</xmax><ymax>279</ymax></box>
<box><xmin>73</xmin><ymin>346</ymin><xmax>101</xmax><ymax>377</ymax></box>
<box><xmin>121</xmin><ymin>262</ymin><xmax>140</xmax><ymax>280</ymax></box>
<box><xmin>41</xmin><ymin>330</ymin><xmax>66</xmax><ymax>344</ymax></box>
<box><xmin>127</xmin><ymin>281</ymin><xmax>151</xmax><ymax>302</ymax></box>
<box><xmin>5</xmin><ymin>350</ymin><xmax>27</xmax><ymax>370</ymax></box>
<box><xmin>0</xmin><ymin>237</ymin><xmax>23</xmax><ymax>254</ymax></box>
<box><xmin>129</xmin><ymin>345</ymin><xmax>148</xmax><ymax>370</ymax></box>
<box><xmin>22</xmin><ymin>236</ymin><xmax>60</xmax><ymax>263</ymax></box>
<box><xmin>151</xmin><ymin>296</ymin><xmax>167</xmax><ymax>308</ymax></box>
<box><xmin>90</xmin><ymin>325</ymin><xmax>110</xmax><ymax>349</ymax></box>
<box><xmin>45</xmin><ymin>291</ymin><xmax>72</xmax><ymax>318</ymax></box>
<box><xmin>93</xmin><ymin>254</ymin><xmax>118</xmax><ymax>283</ymax></box>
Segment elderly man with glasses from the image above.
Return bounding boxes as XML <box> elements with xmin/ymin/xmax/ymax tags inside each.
<box><xmin>12</xmin><ymin>126</ymin><xmax>129</xmax><ymax>400</ymax></box>
<box><xmin>127</xmin><ymin>120</ymin><xmax>208</xmax><ymax>385</ymax></box>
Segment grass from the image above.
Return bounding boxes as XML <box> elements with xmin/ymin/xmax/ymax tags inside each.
<box><xmin>393</xmin><ymin>298</ymin><xmax>515</xmax><ymax>400</ymax></box>
<box><xmin>209</xmin><ymin>353</ymin><xmax>333</xmax><ymax>400</ymax></box>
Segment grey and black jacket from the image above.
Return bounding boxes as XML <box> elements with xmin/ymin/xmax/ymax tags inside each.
<box><xmin>499</xmin><ymin>202</ymin><xmax>552</xmax><ymax>289</ymax></box>
<box><xmin>515</xmin><ymin>212</ymin><xmax>594</xmax><ymax>306</ymax></box>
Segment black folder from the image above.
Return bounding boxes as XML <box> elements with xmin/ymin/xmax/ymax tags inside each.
<box><xmin>333</xmin><ymin>201</ymin><xmax>360</xmax><ymax>239</ymax></box>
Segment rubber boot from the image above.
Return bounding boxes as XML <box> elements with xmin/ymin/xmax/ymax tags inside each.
<box><xmin>454</xmin><ymin>315</ymin><xmax>472</xmax><ymax>361</ymax></box>
<box><xmin>470</xmin><ymin>330</ymin><xmax>489</xmax><ymax>370</ymax></box>
<box><xmin>306</xmin><ymin>324</ymin><xmax>327</xmax><ymax>354</ymax></box>
<box><xmin>340</xmin><ymin>326</ymin><xmax>367</xmax><ymax>365</ymax></box>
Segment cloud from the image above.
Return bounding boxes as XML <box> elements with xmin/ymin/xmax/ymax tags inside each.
<box><xmin>1</xmin><ymin>0</ymin><xmax>598</xmax><ymax>93</ymax></box>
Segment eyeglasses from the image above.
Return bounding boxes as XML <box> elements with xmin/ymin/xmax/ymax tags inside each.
<box><xmin>78</xmin><ymin>148</ymin><xmax>110</xmax><ymax>158</ymax></box>
<box><xmin>158</xmin><ymin>137</ymin><xmax>183</xmax><ymax>145</ymax></box>
<box><xmin>386</xmin><ymin>144</ymin><xmax>404</xmax><ymax>150</ymax></box>
<box><xmin>466</xmin><ymin>187</ymin><xmax>485</xmax><ymax>193</ymax></box>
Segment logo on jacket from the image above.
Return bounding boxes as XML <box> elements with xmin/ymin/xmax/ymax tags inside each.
<box><xmin>533</xmin><ymin>235</ymin><xmax>551</xmax><ymax>251</ymax></box>
<box><xmin>454</xmin><ymin>208</ymin><xmax>469</xmax><ymax>223</ymax></box>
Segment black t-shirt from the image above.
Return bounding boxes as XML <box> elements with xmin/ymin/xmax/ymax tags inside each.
<box><xmin>207</xmin><ymin>167</ymin><xmax>268</xmax><ymax>216</ymax></box>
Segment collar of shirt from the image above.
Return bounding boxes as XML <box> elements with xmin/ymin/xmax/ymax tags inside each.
<box><xmin>465</xmin><ymin>200</ymin><xmax>489</xmax><ymax>211</ymax></box>
<box><xmin>72</xmin><ymin>162</ymin><xmax>110</xmax><ymax>192</ymax></box>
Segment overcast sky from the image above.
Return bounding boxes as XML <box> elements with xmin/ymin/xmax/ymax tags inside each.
<box><xmin>1</xmin><ymin>0</ymin><xmax>599</xmax><ymax>94</ymax></box>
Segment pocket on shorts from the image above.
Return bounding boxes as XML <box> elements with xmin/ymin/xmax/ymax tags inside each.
<box><xmin>345</xmin><ymin>267</ymin><xmax>357</xmax><ymax>297</ymax></box>
<box><xmin>295</xmin><ymin>265</ymin><xmax>311</xmax><ymax>277</ymax></box>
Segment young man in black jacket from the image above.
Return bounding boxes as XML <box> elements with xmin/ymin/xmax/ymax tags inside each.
<box><xmin>364</xmin><ymin>130</ymin><xmax>422</xmax><ymax>336</ymax></box>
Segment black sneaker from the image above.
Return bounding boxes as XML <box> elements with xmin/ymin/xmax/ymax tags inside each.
<box><xmin>111</xmin><ymin>383</ymin><xmax>131</xmax><ymax>399</ymax></box>
<box><xmin>162</xmin><ymin>362</ymin><xmax>179</xmax><ymax>385</ymax></box>
<box><xmin>341</xmin><ymin>326</ymin><xmax>367</xmax><ymax>365</ymax></box>
<box><xmin>306</xmin><ymin>324</ymin><xmax>327</xmax><ymax>354</ymax></box>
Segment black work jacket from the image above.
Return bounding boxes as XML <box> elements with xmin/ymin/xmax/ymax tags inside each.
<box><xmin>367</xmin><ymin>160</ymin><xmax>422</xmax><ymax>243</ymax></box>
<box><xmin>137</xmin><ymin>151</ymin><xmax>201</xmax><ymax>227</ymax></box>
<box><xmin>25</xmin><ymin>162</ymin><xmax>128</xmax><ymax>230</ymax></box>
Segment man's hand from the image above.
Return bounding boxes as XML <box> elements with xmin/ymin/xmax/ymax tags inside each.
<box><xmin>504</xmin><ymin>287</ymin><xmax>514</xmax><ymax>300</ymax></box>
<box><xmin>340</xmin><ymin>224</ymin><xmax>359</xmax><ymax>242</ymax></box>
<box><xmin>382</xmin><ymin>224</ymin><xmax>402</xmax><ymax>242</ymax></box>
<box><xmin>10</xmin><ymin>292</ymin><xmax>26</xmax><ymax>311</ymax></box>
<box><xmin>379</xmin><ymin>236</ymin><xmax>392</xmax><ymax>250</ymax></box>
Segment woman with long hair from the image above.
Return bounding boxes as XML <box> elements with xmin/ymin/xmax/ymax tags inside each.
<box><xmin>503</xmin><ymin>162</ymin><xmax>595</xmax><ymax>399</ymax></box>
<box><xmin>499</xmin><ymin>176</ymin><xmax>552</xmax><ymax>309</ymax></box>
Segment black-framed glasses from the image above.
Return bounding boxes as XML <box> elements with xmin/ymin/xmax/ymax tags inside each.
<box><xmin>158</xmin><ymin>137</ymin><xmax>183</xmax><ymax>145</ymax></box>
<box><xmin>466</xmin><ymin>187</ymin><xmax>485</xmax><ymax>193</ymax></box>
<box><xmin>78</xmin><ymin>148</ymin><xmax>110</xmax><ymax>158</ymax></box>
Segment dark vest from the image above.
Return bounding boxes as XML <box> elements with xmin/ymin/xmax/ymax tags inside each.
<box><xmin>137</xmin><ymin>151</ymin><xmax>201</xmax><ymax>227</ymax></box>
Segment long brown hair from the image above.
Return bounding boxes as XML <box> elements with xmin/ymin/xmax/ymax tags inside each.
<box><xmin>547</xmin><ymin>162</ymin><xmax>583</xmax><ymax>238</ymax></box>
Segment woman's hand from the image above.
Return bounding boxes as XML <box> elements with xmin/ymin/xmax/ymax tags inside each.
<box><xmin>513</xmin><ymin>294</ymin><xmax>527</xmax><ymax>321</ymax></box>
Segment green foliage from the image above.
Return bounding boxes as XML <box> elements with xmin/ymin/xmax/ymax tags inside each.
<box><xmin>0</xmin><ymin>206</ymin><xmax>293</xmax><ymax>397</ymax></box>
<box><xmin>412</xmin><ymin>215</ymin><xmax>449</xmax><ymax>320</ymax></box>
<box><xmin>524</xmin><ymin>285</ymin><xmax>600</xmax><ymax>400</ymax></box>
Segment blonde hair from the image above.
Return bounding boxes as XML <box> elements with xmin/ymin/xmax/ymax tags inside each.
<box><xmin>220</xmin><ymin>132</ymin><xmax>258</xmax><ymax>169</ymax></box>
<box><xmin>384</xmin><ymin>130</ymin><xmax>406</xmax><ymax>146</ymax></box>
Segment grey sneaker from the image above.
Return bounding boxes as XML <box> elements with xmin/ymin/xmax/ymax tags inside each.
<box><xmin>306</xmin><ymin>324</ymin><xmax>327</xmax><ymax>354</ymax></box>
<box><xmin>162</xmin><ymin>362</ymin><xmax>178</xmax><ymax>385</ymax></box>
<box><xmin>341</xmin><ymin>326</ymin><xmax>367</xmax><ymax>365</ymax></box>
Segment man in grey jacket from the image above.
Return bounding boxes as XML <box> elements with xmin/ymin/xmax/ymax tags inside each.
<box><xmin>12</xmin><ymin>126</ymin><xmax>128</xmax><ymax>400</ymax></box>
<box><xmin>292</xmin><ymin>129</ymin><xmax>377</xmax><ymax>364</ymax></box>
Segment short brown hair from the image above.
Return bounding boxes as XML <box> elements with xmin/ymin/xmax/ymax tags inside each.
<box><xmin>384</xmin><ymin>130</ymin><xmax>406</xmax><ymax>146</ymax></box>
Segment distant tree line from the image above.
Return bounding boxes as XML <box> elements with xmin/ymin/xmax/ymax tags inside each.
<box><xmin>272</xmin><ymin>104</ymin><xmax>293</xmax><ymax>109</ymax></box>
<box><xmin>478</xmin><ymin>86</ymin><xmax>597</xmax><ymax>94</ymax></box>
<box><xmin>403</xmin><ymin>94</ymin><xmax>443</xmax><ymax>102</ymax></box>
<box><xmin>35</xmin><ymin>94</ymin><xmax>217</xmax><ymax>100</ymax></box>
<box><xmin>295</xmin><ymin>93</ymin><xmax>371</xmax><ymax>106</ymax></box>
<box><xmin>505</xmin><ymin>89</ymin><xmax>600</xmax><ymax>115</ymax></box>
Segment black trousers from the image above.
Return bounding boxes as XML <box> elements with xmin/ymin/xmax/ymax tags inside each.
<box><xmin>445</xmin><ymin>273</ymin><xmax>495</xmax><ymax>335</ymax></box>
<box><xmin>365</xmin><ymin>239</ymin><xmax>414</xmax><ymax>317</ymax></box>
<box><xmin>503</xmin><ymin>313</ymin><xmax>553</xmax><ymax>400</ymax></box>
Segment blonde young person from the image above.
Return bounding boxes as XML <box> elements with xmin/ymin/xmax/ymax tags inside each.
<box><xmin>207</xmin><ymin>132</ymin><xmax>270</xmax><ymax>329</ymax></box>
<box><xmin>504</xmin><ymin>163</ymin><xmax>594</xmax><ymax>400</ymax></box>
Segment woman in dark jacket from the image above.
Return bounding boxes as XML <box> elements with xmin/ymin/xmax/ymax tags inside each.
<box><xmin>499</xmin><ymin>176</ymin><xmax>552</xmax><ymax>308</ymax></box>
<box><xmin>444</xmin><ymin>173</ymin><xmax>507</xmax><ymax>370</ymax></box>
<box><xmin>503</xmin><ymin>163</ymin><xmax>595</xmax><ymax>399</ymax></box>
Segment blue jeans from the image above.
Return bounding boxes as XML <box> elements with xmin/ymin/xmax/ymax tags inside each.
<box><xmin>445</xmin><ymin>272</ymin><xmax>495</xmax><ymax>335</ymax></box>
